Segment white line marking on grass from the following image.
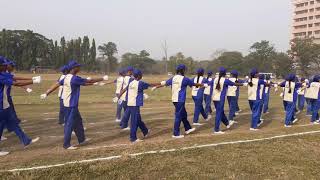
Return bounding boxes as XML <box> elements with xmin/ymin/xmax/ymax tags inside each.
<box><xmin>4</xmin><ymin>130</ymin><xmax>320</xmax><ymax>172</ymax></box>
<box><xmin>83</xmin><ymin>144</ymin><xmax>129</xmax><ymax>150</ymax></box>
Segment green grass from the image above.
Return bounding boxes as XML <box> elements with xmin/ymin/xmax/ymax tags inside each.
<box><xmin>1</xmin><ymin>73</ymin><xmax>320</xmax><ymax>179</ymax></box>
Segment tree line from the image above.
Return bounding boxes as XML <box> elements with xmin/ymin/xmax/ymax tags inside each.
<box><xmin>1</xmin><ymin>29</ymin><xmax>319</xmax><ymax>77</ymax></box>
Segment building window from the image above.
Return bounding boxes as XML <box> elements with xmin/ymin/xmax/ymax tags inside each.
<box><xmin>309</xmin><ymin>24</ymin><xmax>313</xmax><ymax>27</ymax></box>
<box><xmin>315</xmin><ymin>30</ymin><xmax>320</xmax><ymax>34</ymax></box>
<box><xmin>309</xmin><ymin>16</ymin><xmax>314</xmax><ymax>20</ymax></box>
<box><xmin>310</xmin><ymin>8</ymin><xmax>315</xmax><ymax>12</ymax></box>
<box><xmin>311</xmin><ymin>1</ymin><xmax>315</xmax><ymax>5</ymax></box>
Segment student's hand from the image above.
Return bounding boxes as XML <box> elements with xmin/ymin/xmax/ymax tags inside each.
<box><xmin>86</xmin><ymin>77</ymin><xmax>92</xmax><ymax>80</ymax></box>
<box><xmin>160</xmin><ymin>81</ymin><xmax>166</xmax><ymax>86</ymax></box>
<box><xmin>204</xmin><ymin>84</ymin><xmax>209</xmax><ymax>88</ymax></box>
<box><xmin>245</xmin><ymin>76</ymin><xmax>249</xmax><ymax>80</ymax></box>
<box><xmin>143</xmin><ymin>93</ymin><xmax>149</xmax><ymax>100</ymax></box>
<box><xmin>26</xmin><ymin>88</ymin><xmax>33</xmax><ymax>93</ymax></box>
<box><xmin>93</xmin><ymin>82</ymin><xmax>99</xmax><ymax>85</ymax></box>
<box><xmin>274</xmin><ymin>87</ymin><xmax>278</xmax><ymax>92</ymax></box>
<box><xmin>32</xmin><ymin>76</ymin><xmax>41</xmax><ymax>84</ymax></box>
<box><xmin>40</xmin><ymin>94</ymin><xmax>47</xmax><ymax>99</ymax></box>
<box><xmin>112</xmin><ymin>97</ymin><xmax>119</xmax><ymax>103</ymax></box>
<box><xmin>243</xmin><ymin>83</ymin><xmax>248</xmax><ymax>87</ymax></box>
<box><xmin>151</xmin><ymin>87</ymin><xmax>157</xmax><ymax>91</ymax></box>
<box><xmin>99</xmin><ymin>82</ymin><xmax>106</xmax><ymax>86</ymax></box>
<box><xmin>273</xmin><ymin>84</ymin><xmax>278</xmax><ymax>88</ymax></box>
<box><xmin>103</xmin><ymin>75</ymin><xmax>109</xmax><ymax>81</ymax></box>
<box><xmin>280</xmin><ymin>93</ymin><xmax>283</xmax><ymax>97</ymax></box>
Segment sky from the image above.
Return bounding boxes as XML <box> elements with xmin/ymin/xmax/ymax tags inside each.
<box><xmin>0</xmin><ymin>0</ymin><xmax>292</xmax><ymax>60</ymax></box>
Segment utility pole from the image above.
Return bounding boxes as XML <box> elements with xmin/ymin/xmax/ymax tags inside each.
<box><xmin>162</xmin><ymin>40</ymin><xmax>168</xmax><ymax>74</ymax></box>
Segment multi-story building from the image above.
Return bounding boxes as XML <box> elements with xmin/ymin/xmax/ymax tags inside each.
<box><xmin>292</xmin><ymin>0</ymin><xmax>320</xmax><ymax>43</ymax></box>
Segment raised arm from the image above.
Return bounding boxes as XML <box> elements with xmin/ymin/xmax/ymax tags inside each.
<box><xmin>13</xmin><ymin>80</ymin><xmax>34</xmax><ymax>87</ymax></box>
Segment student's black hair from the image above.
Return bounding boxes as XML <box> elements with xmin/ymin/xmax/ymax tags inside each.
<box><xmin>288</xmin><ymin>79</ymin><xmax>292</xmax><ymax>94</ymax></box>
<box><xmin>249</xmin><ymin>74</ymin><xmax>254</xmax><ymax>87</ymax></box>
<box><xmin>197</xmin><ymin>71</ymin><xmax>204</xmax><ymax>84</ymax></box>
<box><xmin>216</xmin><ymin>73</ymin><xmax>225</xmax><ymax>91</ymax></box>
<box><xmin>176</xmin><ymin>69</ymin><xmax>185</xmax><ymax>76</ymax></box>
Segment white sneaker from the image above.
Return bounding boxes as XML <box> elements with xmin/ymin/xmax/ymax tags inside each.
<box><xmin>306</xmin><ymin>114</ymin><xmax>312</xmax><ymax>117</ymax></box>
<box><xmin>185</xmin><ymin>128</ymin><xmax>196</xmax><ymax>135</ymax></box>
<box><xmin>264</xmin><ymin>111</ymin><xmax>270</xmax><ymax>114</ymax></box>
<box><xmin>237</xmin><ymin>110</ymin><xmax>242</xmax><ymax>113</ymax></box>
<box><xmin>284</xmin><ymin>125</ymin><xmax>292</xmax><ymax>128</ymax></box>
<box><xmin>24</xmin><ymin>137</ymin><xmax>40</xmax><ymax>148</ymax></box>
<box><xmin>296</xmin><ymin>111</ymin><xmax>301</xmax><ymax>114</ymax></box>
<box><xmin>235</xmin><ymin>112</ymin><xmax>239</xmax><ymax>116</ymax></box>
<box><xmin>192</xmin><ymin>123</ymin><xmax>203</xmax><ymax>126</ymax></box>
<box><xmin>66</xmin><ymin>146</ymin><xmax>78</xmax><ymax>150</ymax></box>
<box><xmin>258</xmin><ymin>121</ymin><xmax>264</xmax><ymax>127</ymax></box>
<box><xmin>260</xmin><ymin>118</ymin><xmax>264</xmax><ymax>121</ymax></box>
<box><xmin>213</xmin><ymin>131</ymin><xmax>225</xmax><ymax>135</ymax></box>
<box><xmin>78</xmin><ymin>138</ymin><xmax>91</xmax><ymax>146</ymax></box>
<box><xmin>172</xmin><ymin>135</ymin><xmax>185</xmax><ymax>139</ymax></box>
<box><xmin>0</xmin><ymin>151</ymin><xmax>9</xmax><ymax>156</ymax></box>
<box><xmin>132</xmin><ymin>139</ymin><xmax>143</xmax><ymax>143</ymax></box>
<box><xmin>316</xmin><ymin>120</ymin><xmax>320</xmax><ymax>123</ymax></box>
<box><xmin>143</xmin><ymin>129</ymin><xmax>151</xmax><ymax>139</ymax></box>
<box><xmin>312</xmin><ymin>121</ymin><xmax>320</xmax><ymax>125</ymax></box>
<box><xmin>227</xmin><ymin>120</ymin><xmax>235</xmax><ymax>129</ymax></box>
<box><xmin>249</xmin><ymin>128</ymin><xmax>259</xmax><ymax>131</ymax></box>
<box><xmin>122</xmin><ymin>127</ymin><xmax>130</xmax><ymax>131</ymax></box>
<box><xmin>205</xmin><ymin>115</ymin><xmax>212</xmax><ymax>121</ymax></box>
<box><xmin>115</xmin><ymin>119</ymin><xmax>121</xmax><ymax>122</ymax></box>
<box><xmin>1</xmin><ymin>136</ymin><xmax>7</xmax><ymax>141</ymax></box>
<box><xmin>292</xmin><ymin>118</ymin><xmax>299</xmax><ymax>124</ymax></box>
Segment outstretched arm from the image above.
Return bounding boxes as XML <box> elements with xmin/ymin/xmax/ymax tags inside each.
<box><xmin>14</xmin><ymin>76</ymin><xmax>32</xmax><ymax>81</ymax></box>
<box><xmin>43</xmin><ymin>82</ymin><xmax>60</xmax><ymax>96</ymax></box>
<box><xmin>13</xmin><ymin>80</ymin><xmax>33</xmax><ymax>87</ymax></box>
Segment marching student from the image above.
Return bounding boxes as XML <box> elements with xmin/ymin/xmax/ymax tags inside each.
<box><xmin>0</xmin><ymin>57</ymin><xmax>40</xmax><ymax>149</ymax></box>
<box><xmin>154</xmin><ymin>64</ymin><xmax>203</xmax><ymax>138</ymax></box>
<box><xmin>212</xmin><ymin>67</ymin><xmax>243</xmax><ymax>134</ymax></box>
<box><xmin>279</xmin><ymin>74</ymin><xmax>301</xmax><ymax>127</ymax></box>
<box><xmin>204</xmin><ymin>70</ymin><xmax>214</xmax><ymax>115</ymax></box>
<box><xmin>57</xmin><ymin>65</ymin><xmax>70</xmax><ymax>125</ymax></box>
<box><xmin>119</xmin><ymin>66</ymin><xmax>134</xmax><ymax>130</ymax></box>
<box><xmin>227</xmin><ymin>70</ymin><xmax>245</xmax><ymax>122</ymax></box>
<box><xmin>297</xmin><ymin>78</ymin><xmax>307</xmax><ymax>113</ymax></box>
<box><xmin>118</xmin><ymin>69</ymin><xmax>158</xmax><ymax>142</ymax></box>
<box><xmin>41</xmin><ymin>60</ymin><xmax>109</xmax><ymax>150</ymax></box>
<box><xmin>262</xmin><ymin>75</ymin><xmax>272</xmax><ymax>114</ymax></box>
<box><xmin>191</xmin><ymin>68</ymin><xmax>211</xmax><ymax>126</ymax></box>
<box><xmin>304</xmin><ymin>78</ymin><xmax>312</xmax><ymax>116</ymax></box>
<box><xmin>114</xmin><ymin>68</ymin><xmax>125</xmax><ymax>122</ymax></box>
<box><xmin>246</xmin><ymin>68</ymin><xmax>270</xmax><ymax>131</ymax></box>
<box><xmin>305</xmin><ymin>75</ymin><xmax>320</xmax><ymax>124</ymax></box>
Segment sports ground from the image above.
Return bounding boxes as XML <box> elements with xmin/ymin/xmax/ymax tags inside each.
<box><xmin>1</xmin><ymin>74</ymin><xmax>320</xmax><ymax>179</ymax></box>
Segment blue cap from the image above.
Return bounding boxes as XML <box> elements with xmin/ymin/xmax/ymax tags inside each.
<box><xmin>133</xmin><ymin>69</ymin><xmax>142</xmax><ymax>78</ymax></box>
<box><xmin>8</xmin><ymin>60</ymin><xmax>16</xmax><ymax>67</ymax></box>
<box><xmin>0</xmin><ymin>56</ymin><xmax>10</xmax><ymax>65</ymax></box>
<box><xmin>207</xmin><ymin>70</ymin><xmax>213</xmax><ymax>76</ymax></box>
<box><xmin>218</xmin><ymin>67</ymin><xmax>226</xmax><ymax>75</ymax></box>
<box><xmin>313</xmin><ymin>75</ymin><xmax>320</xmax><ymax>82</ymax></box>
<box><xmin>230</xmin><ymin>70</ymin><xmax>238</xmax><ymax>76</ymax></box>
<box><xmin>60</xmin><ymin>65</ymin><xmax>69</xmax><ymax>73</ymax></box>
<box><xmin>67</xmin><ymin>60</ymin><xmax>82</xmax><ymax>69</ymax></box>
<box><xmin>250</xmin><ymin>68</ymin><xmax>258</xmax><ymax>77</ymax></box>
<box><xmin>196</xmin><ymin>68</ymin><xmax>204</xmax><ymax>74</ymax></box>
<box><xmin>288</xmin><ymin>73</ymin><xmax>296</xmax><ymax>81</ymax></box>
<box><xmin>301</xmin><ymin>77</ymin><xmax>305</xmax><ymax>81</ymax></box>
<box><xmin>176</xmin><ymin>64</ymin><xmax>186</xmax><ymax>71</ymax></box>
<box><xmin>126</xmin><ymin>66</ymin><xmax>134</xmax><ymax>72</ymax></box>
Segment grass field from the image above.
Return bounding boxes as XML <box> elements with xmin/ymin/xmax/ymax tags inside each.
<box><xmin>1</xmin><ymin>73</ymin><xmax>320</xmax><ymax>179</ymax></box>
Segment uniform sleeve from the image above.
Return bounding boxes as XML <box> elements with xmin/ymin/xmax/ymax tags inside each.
<box><xmin>72</xmin><ymin>76</ymin><xmax>87</xmax><ymax>86</ymax></box>
<box><xmin>203</xmin><ymin>78</ymin><xmax>208</xmax><ymax>83</ymax></box>
<box><xmin>165</xmin><ymin>78</ymin><xmax>173</xmax><ymax>86</ymax></box>
<box><xmin>59</xmin><ymin>78</ymin><xmax>64</xmax><ymax>86</ymax></box>
<box><xmin>225</xmin><ymin>79</ymin><xmax>235</xmax><ymax>86</ymax></box>
<box><xmin>295</xmin><ymin>82</ymin><xmax>302</xmax><ymax>88</ymax></box>
<box><xmin>185</xmin><ymin>77</ymin><xmax>195</xmax><ymax>87</ymax></box>
<box><xmin>279</xmin><ymin>81</ymin><xmax>286</xmax><ymax>87</ymax></box>
<box><xmin>259</xmin><ymin>79</ymin><xmax>266</xmax><ymax>86</ymax></box>
<box><xmin>0</xmin><ymin>77</ymin><xmax>13</xmax><ymax>86</ymax></box>
<box><xmin>238</xmin><ymin>79</ymin><xmax>245</xmax><ymax>83</ymax></box>
<box><xmin>140</xmin><ymin>81</ymin><xmax>150</xmax><ymax>90</ymax></box>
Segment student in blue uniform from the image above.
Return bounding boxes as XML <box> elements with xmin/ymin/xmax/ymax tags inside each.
<box><xmin>41</xmin><ymin>60</ymin><xmax>109</xmax><ymax>150</ymax></box>
<box><xmin>58</xmin><ymin>65</ymin><xmax>70</xmax><ymax>125</ymax></box>
<box><xmin>227</xmin><ymin>70</ymin><xmax>245</xmax><ymax>122</ymax></box>
<box><xmin>212</xmin><ymin>67</ymin><xmax>243</xmax><ymax>134</ymax></box>
<box><xmin>297</xmin><ymin>78</ymin><xmax>306</xmax><ymax>113</ymax></box>
<box><xmin>204</xmin><ymin>70</ymin><xmax>214</xmax><ymax>115</ymax></box>
<box><xmin>246</xmin><ymin>68</ymin><xmax>270</xmax><ymax>131</ymax></box>
<box><xmin>306</xmin><ymin>75</ymin><xmax>320</xmax><ymax>124</ymax></box>
<box><xmin>114</xmin><ymin>68</ymin><xmax>125</xmax><ymax>122</ymax></box>
<box><xmin>262</xmin><ymin>75</ymin><xmax>273</xmax><ymax>114</ymax></box>
<box><xmin>118</xmin><ymin>69</ymin><xmax>158</xmax><ymax>142</ymax></box>
<box><xmin>0</xmin><ymin>57</ymin><xmax>40</xmax><ymax>149</ymax></box>
<box><xmin>279</xmin><ymin>74</ymin><xmax>301</xmax><ymax>127</ymax></box>
<box><xmin>155</xmin><ymin>64</ymin><xmax>204</xmax><ymax>138</ymax></box>
<box><xmin>304</xmin><ymin>78</ymin><xmax>312</xmax><ymax>116</ymax></box>
<box><xmin>119</xmin><ymin>66</ymin><xmax>134</xmax><ymax>130</ymax></box>
<box><xmin>191</xmin><ymin>68</ymin><xmax>211</xmax><ymax>126</ymax></box>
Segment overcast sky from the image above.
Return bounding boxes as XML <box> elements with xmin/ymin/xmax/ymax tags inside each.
<box><xmin>0</xmin><ymin>0</ymin><xmax>292</xmax><ymax>60</ymax></box>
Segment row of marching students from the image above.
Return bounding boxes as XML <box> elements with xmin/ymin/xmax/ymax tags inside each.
<box><xmin>0</xmin><ymin>56</ymin><xmax>41</xmax><ymax>156</ymax></box>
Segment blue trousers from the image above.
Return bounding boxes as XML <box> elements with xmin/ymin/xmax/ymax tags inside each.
<box><xmin>192</xmin><ymin>96</ymin><xmax>208</xmax><ymax>123</ymax></box>
<box><xmin>249</xmin><ymin>100</ymin><xmax>261</xmax><ymax>129</ymax></box>
<box><xmin>128</xmin><ymin>106</ymin><xmax>148</xmax><ymax>142</ymax></box>
<box><xmin>213</xmin><ymin>101</ymin><xmax>229</xmax><ymax>132</ymax></box>
<box><xmin>263</xmin><ymin>93</ymin><xmax>270</xmax><ymax>113</ymax></box>
<box><xmin>63</xmin><ymin>107</ymin><xmax>85</xmax><ymax>149</ymax></box>
<box><xmin>0</xmin><ymin>109</ymin><xmax>31</xmax><ymax>146</ymax></box>
<box><xmin>204</xmin><ymin>94</ymin><xmax>212</xmax><ymax>114</ymax></box>
<box><xmin>227</xmin><ymin>96</ymin><xmax>237</xmax><ymax>120</ymax></box>
<box><xmin>311</xmin><ymin>99</ymin><xmax>320</xmax><ymax>122</ymax></box>
<box><xmin>306</xmin><ymin>98</ymin><xmax>312</xmax><ymax>115</ymax></box>
<box><xmin>59</xmin><ymin>98</ymin><xmax>65</xmax><ymax>124</ymax></box>
<box><xmin>8</xmin><ymin>97</ymin><xmax>21</xmax><ymax>124</ymax></box>
<box><xmin>173</xmin><ymin>102</ymin><xmax>192</xmax><ymax>136</ymax></box>
<box><xmin>235</xmin><ymin>93</ymin><xmax>240</xmax><ymax>112</ymax></box>
<box><xmin>120</xmin><ymin>101</ymin><xmax>130</xmax><ymax>128</ymax></box>
<box><xmin>284</xmin><ymin>101</ymin><xmax>295</xmax><ymax>125</ymax></box>
<box><xmin>116</xmin><ymin>101</ymin><xmax>123</xmax><ymax>120</ymax></box>
<box><xmin>297</xmin><ymin>95</ymin><xmax>305</xmax><ymax>111</ymax></box>
<box><xmin>283</xmin><ymin>101</ymin><xmax>288</xmax><ymax>111</ymax></box>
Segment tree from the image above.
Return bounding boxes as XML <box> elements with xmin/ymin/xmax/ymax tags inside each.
<box><xmin>288</xmin><ymin>38</ymin><xmax>320</xmax><ymax>76</ymax></box>
<box><xmin>121</xmin><ymin>50</ymin><xmax>156</xmax><ymax>74</ymax></box>
<box><xmin>208</xmin><ymin>51</ymin><xmax>244</xmax><ymax>73</ymax></box>
<box><xmin>90</xmin><ymin>38</ymin><xmax>97</xmax><ymax>71</ymax></box>
<box><xmin>98</xmin><ymin>42</ymin><xmax>118</xmax><ymax>73</ymax></box>
<box><xmin>273</xmin><ymin>52</ymin><xmax>293</xmax><ymax>78</ymax></box>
